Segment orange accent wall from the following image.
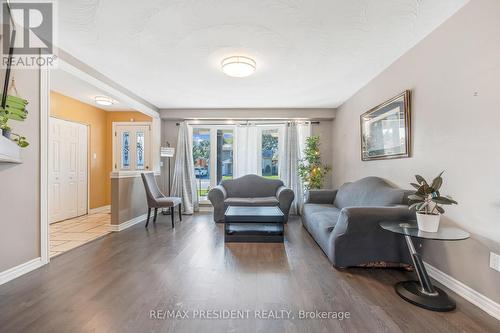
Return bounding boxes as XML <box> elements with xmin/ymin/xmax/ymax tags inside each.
<box><xmin>50</xmin><ymin>92</ymin><xmax>151</xmax><ymax>209</ymax></box>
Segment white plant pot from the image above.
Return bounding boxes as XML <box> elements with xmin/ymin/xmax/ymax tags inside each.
<box><xmin>416</xmin><ymin>212</ymin><xmax>441</xmax><ymax>232</ymax></box>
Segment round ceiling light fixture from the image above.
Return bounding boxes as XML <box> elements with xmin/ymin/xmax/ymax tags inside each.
<box><xmin>94</xmin><ymin>96</ymin><xmax>115</xmax><ymax>106</ymax></box>
<box><xmin>221</xmin><ymin>56</ymin><xmax>256</xmax><ymax>78</ymax></box>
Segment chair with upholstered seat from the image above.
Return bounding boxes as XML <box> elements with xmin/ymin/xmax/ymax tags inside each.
<box><xmin>141</xmin><ymin>172</ymin><xmax>182</xmax><ymax>228</ymax></box>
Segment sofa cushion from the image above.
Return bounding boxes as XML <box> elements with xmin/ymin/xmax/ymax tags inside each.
<box><xmin>302</xmin><ymin>204</ymin><xmax>340</xmax><ymax>232</ymax></box>
<box><xmin>224</xmin><ymin>197</ymin><xmax>254</xmax><ymax>206</ymax></box>
<box><xmin>302</xmin><ymin>204</ymin><xmax>340</xmax><ymax>256</ymax></box>
<box><xmin>252</xmin><ymin>196</ymin><xmax>280</xmax><ymax>206</ymax></box>
<box><xmin>224</xmin><ymin>197</ymin><xmax>279</xmax><ymax>206</ymax></box>
<box><xmin>333</xmin><ymin>177</ymin><xmax>406</xmax><ymax>209</ymax></box>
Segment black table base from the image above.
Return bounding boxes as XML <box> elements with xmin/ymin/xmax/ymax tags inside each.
<box><xmin>379</xmin><ymin>221</ymin><xmax>469</xmax><ymax>313</ymax></box>
<box><xmin>399</xmin><ymin>234</ymin><xmax>456</xmax><ymax>312</ymax></box>
<box><xmin>395</xmin><ymin>281</ymin><xmax>456</xmax><ymax>312</ymax></box>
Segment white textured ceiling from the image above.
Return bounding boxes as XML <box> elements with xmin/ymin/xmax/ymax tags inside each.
<box><xmin>51</xmin><ymin>69</ymin><xmax>133</xmax><ymax>111</ymax></box>
<box><xmin>56</xmin><ymin>0</ymin><xmax>468</xmax><ymax>109</ymax></box>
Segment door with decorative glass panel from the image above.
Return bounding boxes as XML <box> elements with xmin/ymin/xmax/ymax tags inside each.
<box><xmin>113</xmin><ymin>123</ymin><xmax>151</xmax><ymax>172</ymax></box>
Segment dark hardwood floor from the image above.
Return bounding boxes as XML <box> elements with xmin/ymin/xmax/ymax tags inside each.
<box><xmin>0</xmin><ymin>213</ymin><xmax>498</xmax><ymax>332</ymax></box>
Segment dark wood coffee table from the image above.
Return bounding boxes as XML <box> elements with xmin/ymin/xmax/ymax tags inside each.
<box><xmin>224</xmin><ymin>206</ymin><xmax>285</xmax><ymax>243</ymax></box>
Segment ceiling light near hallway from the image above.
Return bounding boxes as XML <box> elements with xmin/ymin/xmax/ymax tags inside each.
<box><xmin>221</xmin><ymin>56</ymin><xmax>256</xmax><ymax>78</ymax></box>
<box><xmin>94</xmin><ymin>96</ymin><xmax>115</xmax><ymax>106</ymax></box>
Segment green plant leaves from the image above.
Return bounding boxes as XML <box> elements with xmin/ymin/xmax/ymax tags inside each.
<box><xmin>298</xmin><ymin>135</ymin><xmax>330</xmax><ymax>190</ymax></box>
<box><xmin>432</xmin><ymin>196</ymin><xmax>458</xmax><ymax>205</ymax></box>
<box><xmin>435</xmin><ymin>206</ymin><xmax>445</xmax><ymax>214</ymax></box>
<box><xmin>415</xmin><ymin>175</ymin><xmax>428</xmax><ymax>185</ymax></box>
<box><xmin>410</xmin><ymin>171</ymin><xmax>457</xmax><ymax>213</ymax></box>
<box><xmin>410</xmin><ymin>183</ymin><xmax>420</xmax><ymax>190</ymax></box>
<box><xmin>431</xmin><ymin>171</ymin><xmax>444</xmax><ymax>191</ymax></box>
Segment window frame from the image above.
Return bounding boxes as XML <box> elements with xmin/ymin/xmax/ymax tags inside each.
<box><xmin>190</xmin><ymin>124</ymin><xmax>236</xmax><ymax>203</ymax></box>
<box><xmin>258</xmin><ymin>125</ymin><xmax>282</xmax><ymax>179</ymax></box>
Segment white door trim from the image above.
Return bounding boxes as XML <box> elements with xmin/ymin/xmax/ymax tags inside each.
<box><xmin>40</xmin><ymin>62</ymin><xmax>50</xmax><ymax>265</ymax></box>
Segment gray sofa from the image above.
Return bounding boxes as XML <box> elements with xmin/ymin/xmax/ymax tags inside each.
<box><xmin>302</xmin><ymin>177</ymin><xmax>414</xmax><ymax>268</ymax></box>
<box><xmin>208</xmin><ymin>174</ymin><xmax>295</xmax><ymax>223</ymax></box>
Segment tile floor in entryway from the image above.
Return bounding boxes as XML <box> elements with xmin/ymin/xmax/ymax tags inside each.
<box><xmin>50</xmin><ymin>207</ymin><xmax>111</xmax><ymax>258</ymax></box>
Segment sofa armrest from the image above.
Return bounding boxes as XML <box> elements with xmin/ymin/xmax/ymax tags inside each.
<box><xmin>276</xmin><ymin>186</ymin><xmax>295</xmax><ymax>218</ymax></box>
<box><xmin>305</xmin><ymin>189</ymin><xmax>338</xmax><ymax>204</ymax></box>
<box><xmin>333</xmin><ymin>205</ymin><xmax>414</xmax><ymax>236</ymax></box>
<box><xmin>276</xmin><ymin>186</ymin><xmax>295</xmax><ymax>204</ymax></box>
<box><xmin>208</xmin><ymin>185</ymin><xmax>227</xmax><ymax>206</ymax></box>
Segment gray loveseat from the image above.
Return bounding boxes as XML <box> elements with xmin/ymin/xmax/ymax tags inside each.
<box><xmin>208</xmin><ymin>174</ymin><xmax>295</xmax><ymax>223</ymax></box>
<box><xmin>302</xmin><ymin>177</ymin><xmax>414</xmax><ymax>267</ymax></box>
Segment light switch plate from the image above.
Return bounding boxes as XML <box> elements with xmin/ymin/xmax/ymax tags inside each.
<box><xmin>490</xmin><ymin>252</ymin><xmax>500</xmax><ymax>272</ymax></box>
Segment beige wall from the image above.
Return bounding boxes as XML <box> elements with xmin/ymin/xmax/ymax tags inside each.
<box><xmin>111</xmin><ymin>177</ymin><xmax>148</xmax><ymax>225</ymax></box>
<box><xmin>331</xmin><ymin>0</ymin><xmax>500</xmax><ymax>303</ymax></box>
<box><xmin>0</xmin><ymin>67</ymin><xmax>41</xmax><ymax>272</ymax></box>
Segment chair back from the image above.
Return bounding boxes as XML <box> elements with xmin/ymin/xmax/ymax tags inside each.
<box><xmin>141</xmin><ymin>172</ymin><xmax>164</xmax><ymax>206</ymax></box>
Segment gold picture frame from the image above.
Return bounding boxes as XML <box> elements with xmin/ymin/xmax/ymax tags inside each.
<box><xmin>360</xmin><ymin>90</ymin><xmax>411</xmax><ymax>161</ymax></box>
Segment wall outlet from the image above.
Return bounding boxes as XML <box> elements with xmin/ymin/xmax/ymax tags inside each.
<box><xmin>490</xmin><ymin>252</ymin><xmax>500</xmax><ymax>272</ymax></box>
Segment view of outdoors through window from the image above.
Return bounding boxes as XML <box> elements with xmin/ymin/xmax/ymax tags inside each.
<box><xmin>261</xmin><ymin>129</ymin><xmax>279</xmax><ymax>179</ymax></box>
<box><xmin>193</xmin><ymin>128</ymin><xmax>234</xmax><ymax>201</ymax></box>
<box><xmin>217</xmin><ymin>129</ymin><xmax>234</xmax><ymax>182</ymax></box>
<box><xmin>193</xmin><ymin>128</ymin><xmax>211</xmax><ymax>200</ymax></box>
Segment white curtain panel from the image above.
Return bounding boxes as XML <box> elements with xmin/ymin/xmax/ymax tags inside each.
<box><xmin>234</xmin><ymin>124</ymin><xmax>259</xmax><ymax>177</ymax></box>
<box><xmin>171</xmin><ymin>122</ymin><xmax>199</xmax><ymax>214</ymax></box>
<box><xmin>280</xmin><ymin>121</ymin><xmax>311</xmax><ymax>215</ymax></box>
<box><xmin>297</xmin><ymin>122</ymin><xmax>311</xmax><ymax>160</ymax></box>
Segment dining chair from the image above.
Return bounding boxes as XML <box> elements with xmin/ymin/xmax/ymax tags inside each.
<box><xmin>141</xmin><ymin>172</ymin><xmax>182</xmax><ymax>228</ymax></box>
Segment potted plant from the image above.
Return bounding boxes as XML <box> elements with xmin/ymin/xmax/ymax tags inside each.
<box><xmin>0</xmin><ymin>93</ymin><xmax>29</xmax><ymax>147</ymax></box>
<box><xmin>408</xmin><ymin>172</ymin><xmax>458</xmax><ymax>232</ymax></box>
<box><xmin>298</xmin><ymin>136</ymin><xmax>331</xmax><ymax>190</ymax></box>
<box><xmin>0</xmin><ymin>116</ymin><xmax>12</xmax><ymax>138</ymax></box>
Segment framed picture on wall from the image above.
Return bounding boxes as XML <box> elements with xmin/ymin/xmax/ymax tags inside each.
<box><xmin>360</xmin><ymin>90</ymin><xmax>411</xmax><ymax>161</ymax></box>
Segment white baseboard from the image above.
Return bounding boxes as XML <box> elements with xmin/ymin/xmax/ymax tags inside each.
<box><xmin>109</xmin><ymin>213</ymin><xmax>147</xmax><ymax>232</ymax></box>
<box><xmin>424</xmin><ymin>262</ymin><xmax>500</xmax><ymax>321</ymax></box>
<box><xmin>0</xmin><ymin>257</ymin><xmax>44</xmax><ymax>285</ymax></box>
<box><xmin>89</xmin><ymin>205</ymin><xmax>111</xmax><ymax>215</ymax></box>
<box><xmin>109</xmin><ymin>209</ymin><xmax>163</xmax><ymax>232</ymax></box>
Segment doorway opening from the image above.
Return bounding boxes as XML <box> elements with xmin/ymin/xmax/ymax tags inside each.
<box><xmin>48</xmin><ymin>116</ymin><xmax>111</xmax><ymax>257</ymax></box>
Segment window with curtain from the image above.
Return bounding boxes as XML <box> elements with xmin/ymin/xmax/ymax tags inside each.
<box><xmin>189</xmin><ymin>122</ymin><xmax>310</xmax><ymax>197</ymax></box>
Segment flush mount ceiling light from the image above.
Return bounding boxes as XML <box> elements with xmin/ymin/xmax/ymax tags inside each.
<box><xmin>94</xmin><ymin>96</ymin><xmax>115</xmax><ymax>106</ymax></box>
<box><xmin>221</xmin><ymin>56</ymin><xmax>256</xmax><ymax>78</ymax></box>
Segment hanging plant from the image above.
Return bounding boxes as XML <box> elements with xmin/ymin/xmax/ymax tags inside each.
<box><xmin>298</xmin><ymin>136</ymin><xmax>331</xmax><ymax>189</ymax></box>
<box><xmin>0</xmin><ymin>79</ymin><xmax>30</xmax><ymax>148</ymax></box>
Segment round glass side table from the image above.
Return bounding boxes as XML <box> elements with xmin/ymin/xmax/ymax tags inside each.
<box><xmin>379</xmin><ymin>221</ymin><xmax>470</xmax><ymax>312</ymax></box>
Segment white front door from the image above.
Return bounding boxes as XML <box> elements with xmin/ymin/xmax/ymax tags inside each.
<box><xmin>49</xmin><ymin>117</ymin><xmax>88</xmax><ymax>223</ymax></box>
